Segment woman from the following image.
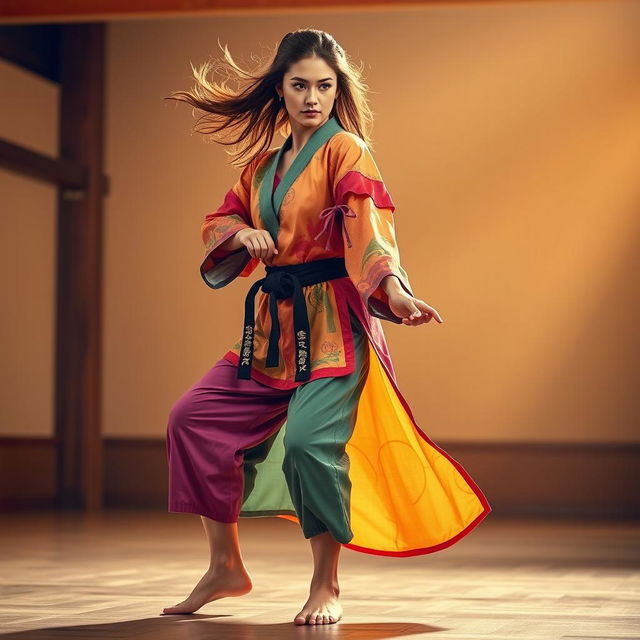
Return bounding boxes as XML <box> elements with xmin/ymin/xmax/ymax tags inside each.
<box><xmin>163</xmin><ymin>29</ymin><xmax>491</xmax><ymax>625</ymax></box>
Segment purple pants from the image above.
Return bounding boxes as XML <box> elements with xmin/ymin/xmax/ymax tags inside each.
<box><xmin>165</xmin><ymin>311</ymin><xmax>369</xmax><ymax>542</ymax></box>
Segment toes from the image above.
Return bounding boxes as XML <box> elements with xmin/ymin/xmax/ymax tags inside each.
<box><xmin>162</xmin><ymin>608</ymin><xmax>185</xmax><ymax>615</ymax></box>
<box><xmin>311</xmin><ymin>611</ymin><xmax>327</xmax><ymax>625</ymax></box>
<box><xmin>295</xmin><ymin>608</ymin><xmax>336</xmax><ymax>626</ymax></box>
<box><xmin>294</xmin><ymin>611</ymin><xmax>310</xmax><ymax>625</ymax></box>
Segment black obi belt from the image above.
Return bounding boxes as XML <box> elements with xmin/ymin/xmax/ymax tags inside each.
<box><xmin>237</xmin><ymin>257</ymin><xmax>349</xmax><ymax>382</ymax></box>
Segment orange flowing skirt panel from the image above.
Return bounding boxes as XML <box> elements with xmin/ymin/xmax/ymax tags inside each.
<box><xmin>276</xmin><ymin>282</ymin><xmax>491</xmax><ymax>557</ymax></box>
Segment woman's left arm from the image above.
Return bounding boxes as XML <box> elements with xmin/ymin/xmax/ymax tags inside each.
<box><xmin>381</xmin><ymin>274</ymin><xmax>443</xmax><ymax>326</ymax></box>
<box><xmin>329</xmin><ymin>133</ymin><xmax>442</xmax><ymax>325</ymax></box>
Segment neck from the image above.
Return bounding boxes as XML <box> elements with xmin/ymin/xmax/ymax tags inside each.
<box><xmin>288</xmin><ymin>115</ymin><xmax>332</xmax><ymax>154</ymax></box>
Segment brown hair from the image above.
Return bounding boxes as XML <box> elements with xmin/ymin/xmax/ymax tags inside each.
<box><xmin>164</xmin><ymin>29</ymin><xmax>374</xmax><ymax>168</ymax></box>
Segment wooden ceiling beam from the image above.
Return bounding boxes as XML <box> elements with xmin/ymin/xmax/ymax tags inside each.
<box><xmin>0</xmin><ymin>137</ymin><xmax>110</xmax><ymax>195</ymax></box>
<box><xmin>0</xmin><ymin>24</ymin><xmax>60</xmax><ymax>81</ymax></box>
<box><xmin>1</xmin><ymin>0</ymin><xmax>449</xmax><ymax>24</ymax></box>
<box><xmin>0</xmin><ymin>137</ymin><xmax>84</xmax><ymax>187</ymax></box>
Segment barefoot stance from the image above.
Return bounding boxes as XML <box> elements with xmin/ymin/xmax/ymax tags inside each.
<box><xmin>293</xmin><ymin>586</ymin><xmax>343</xmax><ymax>625</ymax></box>
<box><xmin>162</xmin><ymin>563</ymin><xmax>253</xmax><ymax>615</ymax></box>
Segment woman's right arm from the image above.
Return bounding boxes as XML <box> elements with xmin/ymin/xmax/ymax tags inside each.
<box><xmin>217</xmin><ymin>228</ymin><xmax>246</xmax><ymax>252</ymax></box>
<box><xmin>199</xmin><ymin>161</ymin><xmax>260</xmax><ymax>289</ymax></box>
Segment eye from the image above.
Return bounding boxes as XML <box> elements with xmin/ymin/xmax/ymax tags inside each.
<box><xmin>291</xmin><ymin>82</ymin><xmax>334</xmax><ymax>90</ymax></box>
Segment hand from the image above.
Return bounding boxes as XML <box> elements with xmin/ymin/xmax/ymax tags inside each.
<box><xmin>237</xmin><ymin>228</ymin><xmax>279</xmax><ymax>266</ymax></box>
<box><xmin>387</xmin><ymin>289</ymin><xmax>444</xmax><ymax>326</ymax></box>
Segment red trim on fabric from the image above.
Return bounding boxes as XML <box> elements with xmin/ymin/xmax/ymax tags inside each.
<box><xmin>200</xmin><ymin>187</ymin><xmax>250</xmax><ymax>273</ymax></box>
<box><xmin>225</xmin><ymin>275</ymin><xmax>491</xmax><ymax>556</ymax></box>
<box><xmin>342</xmin><ymin>508</ymin><xmax>492</xmax><ymax>557</ymax></box>
<box><xmin>334</xmin><ymin>170</ymin><xmax>396</xmax><ymax>212</ymax></box>
<box><xmin>221</xmin><ymin>277</ymin><xmax>357</xmax><ymax>390</ymax></box>
<box><xmin>204</xmin><ymin>188</ymin><xmax>247</xmax><ymax>222</ymax></box>
<box><xmin>335</xmin><ymin>277</ymin><xmax>357</xmax><ymax>371</ymax></box>
<box><xmin>332</xmin><ymin>279</ymin><xmax>397</xmax><ymax>382</ymax></box>
<box><xmin>325</xmin><ymin>281</ymin><xmax>491</xmax><ymax>557</ymax></box>
<box><xmin>221</xmin><ymin>344</ymin><xmax>356</xmax><ymax>390</ymax></box>
<box><xmin>200</xmin><ymin>226</ymin><xmax>250</xmax><ymax>275</ymax></box>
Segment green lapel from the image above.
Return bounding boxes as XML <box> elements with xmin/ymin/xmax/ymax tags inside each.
<box><xmin>259</xmin><ymin>115</ymin><xmax>344</xmax><ymax>244</ymax></box>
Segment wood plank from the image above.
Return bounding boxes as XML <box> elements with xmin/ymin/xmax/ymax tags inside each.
<box><xmin>0</xmin><ymin>23</ymin><xmax>60</xmax><ymax>81</ymax></box>
<box><xmin>0</xmin><ymin>137</ymin><xmax>85</xmax><ymax>188</ymax></box>
<box><xmin>0</xmin><ymin>0</ymin><xmax>526</xmax><ymax>24</ymax></box>
<box><xmin>0</xmin><ymin>510</ymin><xmax>638</xmax><ymax>636</ymax></box>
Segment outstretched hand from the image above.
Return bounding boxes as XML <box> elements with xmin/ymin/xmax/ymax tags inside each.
<box><xmin>387</xmin><ymin>289</ymin><xmax>444</xmax><ymax>326</ymax></box>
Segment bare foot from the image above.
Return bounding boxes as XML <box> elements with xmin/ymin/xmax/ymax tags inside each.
<box><xmin>161</xmin><ymin>562</ymin><xmax>253</xmax><ymax>615</ymax></box>
<box><xmin>293</xmin><ymin>585</ymin><xmax>343</xmax><ymax>625</ymax></box>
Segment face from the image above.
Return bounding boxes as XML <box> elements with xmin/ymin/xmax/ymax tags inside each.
<box><xmin>277</xmin><ymin>55</ymin><xmax>339</xmax><ymax>129</ymax></box>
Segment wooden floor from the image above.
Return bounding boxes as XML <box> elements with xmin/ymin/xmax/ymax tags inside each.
<box><xmin>0</xmin><ymin>509</ymin><xmax>638</xmax><ymax>639</ymax></box>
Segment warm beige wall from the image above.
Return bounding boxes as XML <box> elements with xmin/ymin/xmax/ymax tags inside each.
<box><xmin>104</xmin><ymin>2</ymin><xmax>640</xmax><ymax>442</ymax></box>
<box><xmin>4</xmin><ymin>2</ymin><xmax>635</xmax><ymax>443</ymax></box>
<box><xmin>0</xmin><ymin>60</ymin><xmax>58</xmax><ymax>437</ymax></box>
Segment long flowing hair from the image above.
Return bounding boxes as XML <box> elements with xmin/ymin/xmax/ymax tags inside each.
<box><xmin>165</xmin><ymin>29</ymin><xmax>374</xmax><ymax>168</ymax></box>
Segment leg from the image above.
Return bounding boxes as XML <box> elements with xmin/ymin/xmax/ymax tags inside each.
<box><xmin>291</xmin><ymin>531</ymin><xmax>343</xmax><ymax>625</ymax></box>
<box><xmin>285</xmin><ymin>311</ymin><xmax>370</xmax><ymax>625</ymax></box>
<box><xmin>161</xmin><ymin>518</ymin><xmax>252</xmax><ymax>615</ymax></box>
<box><xmin>163</xmin><ymin>357</ymin><xmax>292</xmax><ymax>614</ymax></box>
<box><xmin>166</xmin><ymin>357</ymin><xmax>292</xmax><ymax>524</ymax></box>
<box><xmin>282</xmin><ymin>311</ymin><xmax>370</xmax><ymax>543</ymax></box>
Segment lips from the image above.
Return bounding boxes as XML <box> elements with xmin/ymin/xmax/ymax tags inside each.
<box><xmin>303</xmin><ymin>110</ymin><xmax>319</xmax><ymax>113</ymax></box>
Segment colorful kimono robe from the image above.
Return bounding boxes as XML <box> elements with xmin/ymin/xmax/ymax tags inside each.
<box><xmin>199</xmin><ymin>116</ymin><xmax>491</xmax><ymax>556</ymax></box>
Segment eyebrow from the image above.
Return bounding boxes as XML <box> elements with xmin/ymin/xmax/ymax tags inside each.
<box><xmin>289</xmin><ymin>77</ymin><xmax>335</xmax><ymax>82</ymax></box>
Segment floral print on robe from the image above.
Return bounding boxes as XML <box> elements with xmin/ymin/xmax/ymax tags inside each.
<box><xmin>199</xmin><ymin>129</ymin><xmax>414</xmax><ymax>389</ymax></box>
<box><xmin>196</xmin><ymin>120</ymin><xmax>492</xmax><ymax>558</ymax></box>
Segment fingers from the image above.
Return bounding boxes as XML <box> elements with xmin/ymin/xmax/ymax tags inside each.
<box><xmin>250</xmin><ymin>234</ymin><xmax>269</xmax><ymax>261</ymax></box>
<box><xmin>401</xmin><ymin>299</ymin><xmax>444</xmax><ymax>326</ymax></box>
<box><xmin>426</xmin><ymin>308</ymin><xmax>443</xmax><ymax>323</ymax></box>
<box><xmin>403</xmin><ymin>314</ymin><xmax>430</xmax><ymax>326</ymax></box>
<box><xmin>243</xmin><ymin>230</ymin><xmax>279</xmax><ymax>264</ymax></box>
<box><xmin>402</xmin><ymin>300</ymin><xmax>424</xmax><ymax>325</ymax></box>
<box><xmin>264</xmin><ymin>235</ymin><xmax>279</xmax><ymax>265</ymax></box>
<box><xmin>239</xmin><ymin>230</ymin><xmax>257</xmax><ymax>257</ymax></box>
<box><xmin>402</xmin><ymin>302</ymin><xmax>424</xmax><ymax>325</ymax></box>
<box><xmin>414</xmin><ymin>300</ymin><xmax>443</xmax><ymax>324</ymax></box>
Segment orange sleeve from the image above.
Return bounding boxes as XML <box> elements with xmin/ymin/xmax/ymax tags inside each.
<box><xmin>329</xmin><ymin>133</ymin><xmax>414</xmax><ymax>322</ymax></box>
<box><xmin>199</xmin><ymin>158</ymin><xmax>261</xmax><ymax>289</ymax></box>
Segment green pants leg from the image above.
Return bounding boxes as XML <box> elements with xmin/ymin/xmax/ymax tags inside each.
<box><xmin>281</xmin><ymin>310</ymin><xmax>370</xmax><ymax>543</ymax></box>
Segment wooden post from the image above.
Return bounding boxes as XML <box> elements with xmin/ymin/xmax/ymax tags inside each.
<box><xmin>55</xmin><ymin>23</ymin><xmax>105</xmax><ymax>510</ymax></box>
